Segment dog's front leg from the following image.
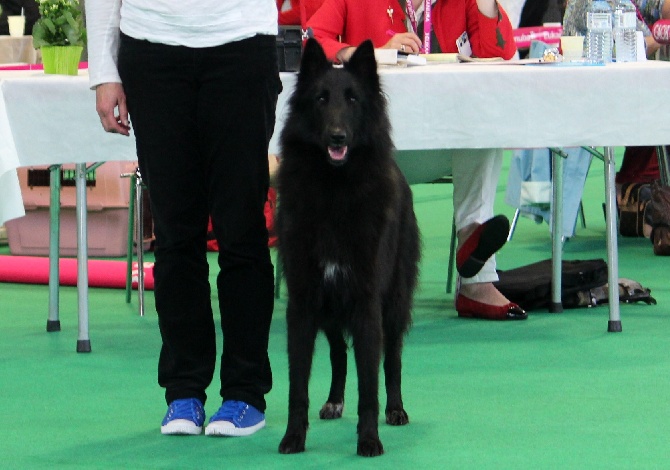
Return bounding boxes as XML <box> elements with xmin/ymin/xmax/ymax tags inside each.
<box><xmin>279</xmin><ymin>299</ymin><xmax>318</xmax><ymax>454</ymax></box>
<box><xmin>352</xmin><ymin>303</ymin><xmax>384</xmax><ymax>457</ymax></box>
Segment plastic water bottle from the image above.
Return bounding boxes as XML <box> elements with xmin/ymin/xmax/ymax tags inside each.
<box><xmin>613</xmin><ymin>0</ymin><xmax>637</xmax><ymax>62</ymax></box>
<box><xmin>586</xmin><ymin>0</ymin><xmax>613</xmax><ymax>63</ymax></box>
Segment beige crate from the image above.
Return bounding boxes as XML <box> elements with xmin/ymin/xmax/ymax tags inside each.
<box><xmin>6</xmin><ymin>161</ymin><xmax>145</xmax><ymax>257</ymax></box>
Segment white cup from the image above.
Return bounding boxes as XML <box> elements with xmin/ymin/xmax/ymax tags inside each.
<box><xmin>7</xmin><ymin>16</ymin><xmax>26</xmax><ymax>37</ymax></box>
<box><xmin>560</xmin><ymin>36</ymin><xmax>585</xmax><ymax>61</ymax></box>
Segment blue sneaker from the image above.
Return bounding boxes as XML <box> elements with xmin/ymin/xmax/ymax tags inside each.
<box><xmin>160</xmin><ymin>398</ymin><xmax>205</xmax><ymax>435</ymax></box>
<box><xmin>205</xmin><ymin>400</ymin><xmax>266</xmax><ymax>437</ymax></box>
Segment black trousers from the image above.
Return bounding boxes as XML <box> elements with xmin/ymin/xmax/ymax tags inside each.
<box><xmin>118</xmin><ymin>33</ymin><xmax>280</xmax><ymax>412</ymax></box>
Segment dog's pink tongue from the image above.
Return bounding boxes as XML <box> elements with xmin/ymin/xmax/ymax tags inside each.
<box><xmin>328</xmin><ymin>146</ymin><xmax>347</xmax><ymax>161</ymax></box>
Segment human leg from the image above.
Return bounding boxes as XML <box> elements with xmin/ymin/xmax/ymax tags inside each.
<box><xmin>195</xmin><ymin>35</ymin><xmax>280</xmax><ymax>433</ymax></box>
<box><xmin>118</xmin><ymin>35</ymin><xmax>217</xmax><ymax>412</ymax></box>
<box><xmin>452</xmin><ymin>148</ymin><xmax>504</xmax><ymax>285</ymax></box>
<box><xmin>451</xmin><ymin>149</ymin><xmax>526</xmax><ymax>320</ymax></box>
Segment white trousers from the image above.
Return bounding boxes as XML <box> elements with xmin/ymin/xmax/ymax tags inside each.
<box><xmin>451</xmin><ymin>148</ymin><xmax>503</xmax><ymax>285</ymax></box>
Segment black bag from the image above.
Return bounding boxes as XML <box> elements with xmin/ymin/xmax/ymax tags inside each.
<box><xmin>646</xmin><ymin>181</ymin><xmax>670</xmax><ymax>256</ymax></box>
<box><xmin>494</xmin><ymin>259</ymin><xmax>608</xmax><ymax>311</ymax></box>
<box><xmin>617</xmin><ymin>182</ymin><xmax>652</xmax><ymax>237</ymax></box>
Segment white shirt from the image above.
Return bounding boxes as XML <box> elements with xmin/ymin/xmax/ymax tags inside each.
<box><xmin>86</xmin><ymin>0</ymin><xmax>278</xmax><ymax>88</ymax></box>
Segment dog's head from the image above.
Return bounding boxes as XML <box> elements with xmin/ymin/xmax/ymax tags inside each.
<box><xmin>286</xmin><ymin>38</ymin><xmax>387</xmax><ymax>167</ymax></box>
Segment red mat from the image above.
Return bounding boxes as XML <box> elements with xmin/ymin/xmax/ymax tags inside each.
<box><xmin>0</xmin><ymin>255</ymin><xmax>154</xmax><ymax>290</ymax></box>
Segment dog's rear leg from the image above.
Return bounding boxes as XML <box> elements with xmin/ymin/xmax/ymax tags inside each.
<box><xmin>319</xmin><ymin>327</ymin><xmax>347</xmax><ymax>419</ymax></box>
<box><xmin>279</xmin><ymin>302</ymin><xmax>318</xmax><ymax>455</ymax></box>
<box><xmin>352</xmin><ymin>311</ymin><xmax>384</xmax><ymax>457</ymax></box>
<box><xmin>383</xmin><ymin>329</ymin><xmax>409</xmax><ymax>426</ymax></box>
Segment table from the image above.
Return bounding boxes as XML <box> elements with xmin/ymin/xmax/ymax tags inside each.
<box><xmin>0</xmin><ymin>69</ymin><xmax>137</xmax><ymax>352</ymax></box>
<box><xmin>0</xmin><ymin>35</ymin><xmax>38</xmax><ymax>64</ymax></box>
<box><xmin>2</xmin><ymin>61</ymin><xmax>670</xmax><ymax>348</ymax></box>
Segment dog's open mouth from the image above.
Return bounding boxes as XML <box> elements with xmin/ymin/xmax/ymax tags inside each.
<box><xmin>328</xmin><ymin>146</ymin><xmax>348</xmax><ymax>164</ymax></box>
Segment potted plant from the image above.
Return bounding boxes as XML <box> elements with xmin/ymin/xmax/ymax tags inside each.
<box><xmin>32</xmin><ymin>0</ymin><xmax>86</xmax><ymax>75</ymax></box>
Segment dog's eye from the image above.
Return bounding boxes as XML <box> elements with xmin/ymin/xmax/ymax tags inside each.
<box><xmin>317</xmin><ymin>91</ymin><xmax>329</xmax><ymax>104</ymax></box>
<box><xmin>345</xmin><ymin>90</ymin><xmax>358</xmax><ymax>103</ymax></box>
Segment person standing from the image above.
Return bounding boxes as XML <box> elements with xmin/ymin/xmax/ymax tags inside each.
<box><xmin>86</xmin><ymin>1</ymin><xmax>281</xmax><ymax>436</ymax></box>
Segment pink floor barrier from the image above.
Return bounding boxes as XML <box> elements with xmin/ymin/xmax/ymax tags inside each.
<box><xmin>0</xmin><ymin>255</ymin><xmax>154</xmax><ymax>290</ymax></box>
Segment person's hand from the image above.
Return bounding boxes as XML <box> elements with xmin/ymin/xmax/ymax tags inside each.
<box><xmin>95</xmin><ymin>82</ymin><xmax>131</xmax><ymax>136</ymax></box>
<box><xmin>383</xmin><ymin>32</ymin><xmax>422</xmax><ymax>54</ymax></box>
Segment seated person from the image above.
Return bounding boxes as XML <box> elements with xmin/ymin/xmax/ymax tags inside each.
<box><xmin>277</xmin><ymin>0</ymin><xmax>301</xmax><ymax>25</ymax></box>
<box><xmin>563</xmin><ymin>0</ymin><xmax>670</xmax><ymax>57</ymax></box>
<box><xmin>306</xmin><ymin>0</ymin><xmax>527</xmax><ymax>320</ymax></box>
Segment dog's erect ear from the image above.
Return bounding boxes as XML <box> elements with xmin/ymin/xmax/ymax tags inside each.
<box><xmin>299</xmin><ymin>38</ymin><xmax>330</xmax><ymax>81</ymax></box>
<box><xmin>345</xmin><ymin>40</ymin><xmax>379</xmax><ymax>88</ymax></box>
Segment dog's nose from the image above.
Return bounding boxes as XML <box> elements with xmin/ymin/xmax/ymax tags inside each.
<box><xmin>329</xmin><ymin>132</ymin><xmax>346</xmax><ymax>147</ymax></box>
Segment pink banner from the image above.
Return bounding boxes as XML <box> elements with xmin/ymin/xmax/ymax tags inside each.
<box><xmin>513</xmin><ymin>25</ymin><xmax>563</xmax><ymax>49</ymax></box>
<box><xmin>0</xmin><ymin>62</ymin><xmax>88</xmax><ymax>71</ymax></box>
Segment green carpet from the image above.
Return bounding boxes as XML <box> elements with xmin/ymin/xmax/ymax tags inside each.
<box><xmin>1</xmin><ymin>150</ymin><xmax>669</xmax><ymax>469</ymax></box>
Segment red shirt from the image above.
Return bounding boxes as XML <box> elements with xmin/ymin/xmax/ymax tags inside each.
<box><xmin>277</xmin><ymin>0</ymin><xmax>301</xmax><ymax>25</ymax></box>
<box><xmin>306</xmin><ymin>0</ymin><xmax>517</xmax><ymax>61</ymax></box>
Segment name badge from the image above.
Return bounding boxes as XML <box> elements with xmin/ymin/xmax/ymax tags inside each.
<box><xmin>456</xmin><ymin>31</ymin><xmax>472</xmax><ymax>57</ymax></box>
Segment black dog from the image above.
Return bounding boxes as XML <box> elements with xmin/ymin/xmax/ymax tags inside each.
<box><xmin>276</xmin><ymin>38</ymin><xmax>421</xmax><ymax>457</ymax></box>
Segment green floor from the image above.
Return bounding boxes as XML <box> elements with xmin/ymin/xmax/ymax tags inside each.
<box><xmin>1</xmin><ymin>151</ymin><xmax>669</xmax><ymax>469</ymax></box>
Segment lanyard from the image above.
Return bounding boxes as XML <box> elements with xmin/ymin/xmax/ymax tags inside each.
<box><xmin>405</xmin><ymin>0</ymin><xmax>431</xmax><ymax>53</ymax></box>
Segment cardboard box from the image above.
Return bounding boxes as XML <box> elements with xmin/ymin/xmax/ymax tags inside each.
<box><xmin>6</xmin><ymin>161</ymin><xmax>151</xmax><ymax>257</ymax></box>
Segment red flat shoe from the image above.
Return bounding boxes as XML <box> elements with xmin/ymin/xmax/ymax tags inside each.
<box><xmin>456</xmin><ymin>294</ymin><xmax>527</xmax><ymax>320</ymax></box>
<box><xmin>456</xmin><ymin>215</ymin><xmax>510</xmax><ymax>278</ymax></box>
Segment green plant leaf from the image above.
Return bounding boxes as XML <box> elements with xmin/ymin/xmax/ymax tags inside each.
<box><xmin>32</xmin><ymin>0</ymin><xmax>86</xmax><ymax>48</ymax></box>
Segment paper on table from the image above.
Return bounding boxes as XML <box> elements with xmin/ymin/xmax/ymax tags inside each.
<box><xmin>419</xmin><ymin>53</ymin><xmax>459</xmax><ymax>63</ymax></box>
<box><xmin>374</xmin><ymin>48</ymin><xmax>398</xmax><ymax>65</ymax></box>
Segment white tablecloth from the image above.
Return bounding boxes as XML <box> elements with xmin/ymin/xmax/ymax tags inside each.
<box><xmin>2</xmin><ymin>60</ymin><xmax>670</xmax><ymax>225</ymax></box>
<box><xmin>0</xmin><ymin>70</ymin><xmax>137</xmax><ymax>225</ymax></box>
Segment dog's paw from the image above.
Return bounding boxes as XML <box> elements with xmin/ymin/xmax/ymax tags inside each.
<box><xmin>319</xmin><ymin>401</ymin><xmax>344</xmax><ymax>419</ymax></box>
<box><xmin>357</xmin><ymin>436</ymin><xmax>384</xmax><ymax>457</ymax></box>
<box><xmin>385</xmin><ymin>408</ymin><xmax>409</xmax><ymax>426</ymax></box>
<box><xmin>279</xmin><ymin>432</ymin><xmax>307</xmax><ymax>454</ymax></box>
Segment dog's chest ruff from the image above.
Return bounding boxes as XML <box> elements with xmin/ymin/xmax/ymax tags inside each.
<box><xmin>321</xmin><ymin>261</ymin><xmax>350</xmax><ymax>284</ymax></box>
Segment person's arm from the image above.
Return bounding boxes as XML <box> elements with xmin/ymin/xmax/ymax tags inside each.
<box><xmin>86</xmin><ymin>0</ymin><xmax>122</xmax><ymax>88</ymax></box>
<box><xmin>86</xmin><ymin>0</ymin><xmax>129</xmax><ymax>135</ymax></box>
<box><xmin>469</xmin><ymin>0</ymin><xmax>518</xmax><ymax>59</ymax></box>
<box><xmin>306</xmin><ymin>0</ymin><xmax>352</xmax><ymax>61</ymax></box>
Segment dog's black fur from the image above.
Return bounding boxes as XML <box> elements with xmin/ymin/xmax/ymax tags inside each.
<box><xmin>276</xmin><ymin>39</ymin><xmax>421</xmax><ymax>457</ymax></box>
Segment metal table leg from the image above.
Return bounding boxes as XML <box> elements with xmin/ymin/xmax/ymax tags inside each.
<box><xmin>47</xmin><ymin>165</ymin><xmax>61</xmax><ymax>332</ymax></box>
<box><xmin>549</xmin><ymin>148</ymin><xmax>566</xmax><ymax>313</ymax></box>
<box><xmin>604</xmin><ymin>147</ymin><xmax>621</xmax><ymax>332</ymax></box>
<box><xmin>76</xmin><ymin>163</ymin><xmax>91</xmax><ymax>352</ymax></box>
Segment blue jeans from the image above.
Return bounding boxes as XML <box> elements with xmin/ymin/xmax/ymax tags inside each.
<box><xmin>118</xmin><ymin>33</ymin><xmax>281</xmax><ymax>411</ymax></box>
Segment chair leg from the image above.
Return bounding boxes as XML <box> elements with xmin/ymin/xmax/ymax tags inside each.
<box><xmin>125</xmin><ymin>174</ymin><xmax>137</xmax><ymax>304</ymax></box>
<box><xmin>122</xmin><ymin>167</ymin><xmax>146</xmax><ymax>316</ymax></box>
<box><xmin>446</xmin><ymin>217</ymin><xmax>457</xmax><ymax>294</ymax></box>
<box><xmin>657</xmin><ymin>145</ymin><xmax>670</xmax><ymax>186</ymax></box>
<box><xmin>507</xmin><ymin>208</ymin><xmax>521</xmax><ymax>242</ymax></box>
<box><xmin>135</xmin><ymin>173</ymin><xmax>145</xmax><ymax>317</ymax></box>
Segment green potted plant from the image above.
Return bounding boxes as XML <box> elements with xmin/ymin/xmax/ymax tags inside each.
<box><xmin>32</xmin><ymin>0</ymin><xmax>87</xmax><ymax>75</ymax></box>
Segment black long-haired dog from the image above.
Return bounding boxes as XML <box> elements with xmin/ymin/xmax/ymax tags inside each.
<box><xmin>276</xmin><ymin>39</ymin><xmax>421</xmax><ymax>457</ymax></box>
